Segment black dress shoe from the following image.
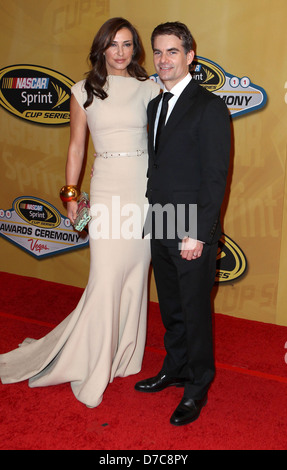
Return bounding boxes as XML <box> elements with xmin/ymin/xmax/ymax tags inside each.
<box><xmin>170</xmin><ymin>395</ymin><xmax>208</xmax><ymax>426</ymax></box>
<box><xmin>134</xmin><ymin>372</ymin><xmax>186</xmax><ymax>393</ymax></box>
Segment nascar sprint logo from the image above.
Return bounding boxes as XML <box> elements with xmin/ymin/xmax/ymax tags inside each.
<box><xmin>14</xmin><ymin>197</ymin><xmax>61</xmax><ymax>228</ymax></box>
<box><xmin>0</xmin><ymin>196</ymin><xmax>88</xmax><ymax>258</ymax></box>
<box><xmin>0</xmin><ymin>64</ymin><xmax>74</xmax><ymax>125</ymax></box>
<box><xmin>192</xmin><ymin>57</ymin><xmax>267</xmax><ymax>118</ymax></box>
<box><xmin>215</xmin><ymin>234</ymin><xmax>247</xmax><ymax>283</ymax></box>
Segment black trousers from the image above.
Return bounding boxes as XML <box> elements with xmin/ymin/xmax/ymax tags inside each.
<box><xmin>151</xmin><ymin>238</ymin><xmax>218</xmax><ymax>400</ymax></box>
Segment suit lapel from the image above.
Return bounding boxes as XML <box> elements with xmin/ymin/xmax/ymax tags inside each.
<box><xmin>155</xmin><ymin>80</ymin><xmax>199</xmax><ymax>156</ymax></box>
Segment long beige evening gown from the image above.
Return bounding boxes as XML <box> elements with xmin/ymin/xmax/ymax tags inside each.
<box><xmin>0</xmin><ymin>75</ymin><xmax>160</xmax><ymax>407</ymax></box>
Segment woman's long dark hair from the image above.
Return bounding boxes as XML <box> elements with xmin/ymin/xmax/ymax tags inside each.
<box><xmin>84</xmin><ymin>18</ymin><xmax>148</xmax><ymax>108</ymax></box>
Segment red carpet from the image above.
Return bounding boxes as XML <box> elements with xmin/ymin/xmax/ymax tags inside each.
<box><xmin>0</xmin><ymin>271</ymin><xmax>287</xmax><ymax>450</ymax></box>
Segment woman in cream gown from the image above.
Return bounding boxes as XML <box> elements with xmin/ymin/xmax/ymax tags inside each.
<box><xmin>0</xmin><ymin>18</ymin><xmax>160</xmax><ymax>408</ymax></box>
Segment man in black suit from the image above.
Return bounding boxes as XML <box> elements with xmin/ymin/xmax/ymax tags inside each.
<box><xmin>135</xmin><ymin>22</ymin><xmax>231</xmax><ymax>426</ymax></box>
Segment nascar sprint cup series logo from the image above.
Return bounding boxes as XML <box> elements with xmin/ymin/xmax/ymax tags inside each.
<box><xmin>0</xmin><ymin>196</ymin><xmax>89</xmax><ymax>258</ymax></box>
<box><xmin>0</xmin><ymin>65</ymin><xmax>75</xmax><ymax>125</ymax></box>
<box><xmin>215</xmin><ymin>234</ymin><xmax>247</xmax><ymax>283</ymax></box>
<box><xmin>192</xmin><ymin>57</ymin><xmax>267</xmax><ymax>117</ymax></box>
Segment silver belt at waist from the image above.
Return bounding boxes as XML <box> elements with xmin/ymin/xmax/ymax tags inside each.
<box><xmin>95</xmin><ymin>150</ymin><xmax>147</xmax><ymax>159</ymax></box>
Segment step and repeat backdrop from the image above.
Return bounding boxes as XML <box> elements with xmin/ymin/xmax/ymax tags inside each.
<box><xmin>1</xmin><ymin>0</ymin><xmax>287</xmax><ymax>326</ymax></box>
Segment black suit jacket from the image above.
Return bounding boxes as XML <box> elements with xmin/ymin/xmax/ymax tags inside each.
<box><xmin>145</xmin><ymin>79</ymin><xmax>231</xmax><ymax>246</ymax></box>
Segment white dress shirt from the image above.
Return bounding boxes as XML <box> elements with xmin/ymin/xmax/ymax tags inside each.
<box><xmin>154</xmin><ymin>73</ymin><xmax>192</xmax><ymax>143</ymax></box>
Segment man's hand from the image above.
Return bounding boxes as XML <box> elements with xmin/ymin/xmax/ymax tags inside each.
<box><xmin>180</xmin><ymin>237</ymin><xmax>203</xmax><ymax>261</ymax></box>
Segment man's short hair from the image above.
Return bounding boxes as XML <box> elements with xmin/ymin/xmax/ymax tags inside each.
<box><xmin>151</xmin><ymin>21</ymin><xmax>194</xmax><ymax>54</ymax></box>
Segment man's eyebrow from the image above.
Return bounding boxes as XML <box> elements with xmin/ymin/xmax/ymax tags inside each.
<box><xmin>153</xmin><ymin>47</ymin><xmax>180</xmax><ymax>52</ymax></box>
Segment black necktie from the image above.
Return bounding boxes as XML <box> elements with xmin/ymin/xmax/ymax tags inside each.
<box><xmin>155</xmin><ymin>92</ymin><xmax>173</xmax><ymax>153</ymax></box>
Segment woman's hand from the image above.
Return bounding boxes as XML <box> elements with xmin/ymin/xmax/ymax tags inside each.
<box><xmin>67</xmin><ymin>200</ymin><xmax>78</xmax><ymax>225</ymax></box>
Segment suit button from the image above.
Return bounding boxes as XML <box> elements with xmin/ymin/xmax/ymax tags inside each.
<box><xmin>153</xmin><ymin>163</ymin><xmax>159</xmax><ymax>169</ymax></box>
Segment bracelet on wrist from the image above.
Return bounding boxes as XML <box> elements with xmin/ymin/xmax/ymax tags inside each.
<box><xmin>59</xmin><ymin>185</ymin><xmax>80</xmax><ymax>202</ymax></box>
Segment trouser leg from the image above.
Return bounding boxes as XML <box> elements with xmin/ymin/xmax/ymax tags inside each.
<box><xmin>151</xmin><ymin>238</ymin><xmax>218</xmax><ymax>399</ymax></box>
